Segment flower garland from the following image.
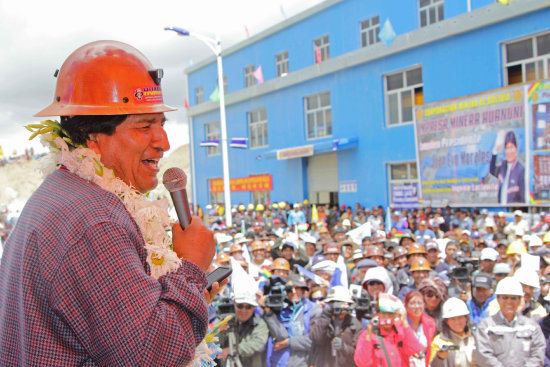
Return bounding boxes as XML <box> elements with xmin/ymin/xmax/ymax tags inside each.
<box><xmin>27</xmin><ymin>120</ymin><xmax>224</xmax><ymax>367</ymax></box>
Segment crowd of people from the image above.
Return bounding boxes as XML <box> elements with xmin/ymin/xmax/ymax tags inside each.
<box><xmin>202</xmin><ymin>201</ymin><xmax>550</xmax><ymax>367</ymax></box>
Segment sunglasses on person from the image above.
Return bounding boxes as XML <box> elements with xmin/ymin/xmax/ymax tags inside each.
<box><xmin>367</xmin><ymin>280</ymin><xmax>384</xmax><ymax>286</ymax></box>
<box><xmin>500</xmin><ymin>295</ymin><xmax>520</xmax><ymax>301</ymax></box>
<box><xmin>423</xmin><ymin>291</ymin><xmax>439</xmax><ymax>299</ymax></box>
<box><xmin>236</xmin><ymin>304</ymin><xmax>255</xmax><ymax>310</ymax></box>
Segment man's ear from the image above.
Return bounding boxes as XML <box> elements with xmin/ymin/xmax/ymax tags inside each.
<box><xmin>86</xmin><ymin>134</ymin><xmax>101</xmax><ymax>154</ymax></box>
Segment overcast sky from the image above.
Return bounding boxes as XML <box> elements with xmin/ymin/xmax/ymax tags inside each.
<box><xmin>0</xmin><ymin>0</ymin><xmax>323</xmax><ymax>157</ymax></box>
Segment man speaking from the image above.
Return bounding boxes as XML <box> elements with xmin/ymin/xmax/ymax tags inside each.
<box><xmin>0</xmin><ymin>41</ymin><xmax>217</xmax><ymax>366</ymax></box>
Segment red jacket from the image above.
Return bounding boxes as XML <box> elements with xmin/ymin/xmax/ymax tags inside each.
<box><xmin>419</xmin><ymin>314</ymin><xmax>437</xmax><ymax>367</ymax></box>
<box><xmin>354</xmin><ymin>319</ymin><xmax>423</xmax><ymax>367</ymax></box>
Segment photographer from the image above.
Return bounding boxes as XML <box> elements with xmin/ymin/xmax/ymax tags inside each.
<box><xmin>218</xmin><ymin>293</ymin><xmax>269</xmax><ymax>367</ymax></box>
<box><xmin>354</xmin><ymin>293</ymin><xmax>422</xmax><ymax>367</ymax></box>
<box><xmin>309</xmin><ymin>286</ymin><xmax>363</xmax><ymax>367</ymax></box>
<box><xmin>262</xmin><ymin>274</ymin><xmax>321</xmax><ymax>367</ymax></box>
<box><xmin>429</xmin><ymin>298</ymin><xmax>478</xmax><ymax>367</ymax></box>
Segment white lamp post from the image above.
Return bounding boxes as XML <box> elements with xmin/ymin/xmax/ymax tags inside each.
<box><xmin>165</xmin><ymin>27</ymin><xmax>233</xmax><ymax>227</ymax></box>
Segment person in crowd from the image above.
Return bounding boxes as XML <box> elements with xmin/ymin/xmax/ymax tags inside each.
<box><xmin>398</xmin><ymin>258</ymin><xmax>431</xmax><ymax>300</ymax></box>
<box><xmin>249</xmin><ymin>240</ymin><xmax>272</xmax><ymax>280</ymax></box>
<box><xmin>218</xmin><ymin>292</ymin><xmax>269</xmax><ymax>367</ymax></box>
<box><xmin>419</xmin><ymin>277</ymin><xmax>448</xmax><ymax>331</ymax></box>
<box><xmin>504</xmin><ymin>210</ymin><xmax>529</xmax><ymax>242</ymax></box>
<box><xmin>363</xmin><ymin>266</ymin><xmax>394</xmax><ymax>301</ymax></box>
<box><xmin>430</xmin><ymin>298</ymin><xmax>478</xmax><ymax>367</ymax></box>
<box><xmin>351</xmin><ymin>258</ymin><xmax>377</xmax><ymax>285</ymax></box>
<box><xmin>478</xmin><ymin>248</ymin><xmax>499</xmax><ymax>275</ymax></box>
<box><xmin>354</xmin><ymin>293</ymin><xmax>423</xmax><ymax>367</ymax></box>
<box><xmin>425</xmin><ymin>241</ymin><xmax>443</xmax><ymax>271</ymax></box>
<box><xmin>397</xmin><ymin>243</ymin><xmax>428</xmax><ymax>289</ymax></box>
<box><xmin>466</xmin><ymin>273</ymin><xmax>495</xmax><ymax>327</ymax></box>
<box><xmin>475</xmin><ymin>277</ymin><xmax>545</xmax><ymax>366</ymax></box>
<box><xmin>416</xmin><ymin>220</ymin><xmax>437</xmax><ymax>245</ymax></box>
<box><xmin>405</xmin><ymin>290</ymin><xmax>437</xmax><ymax>367</ymax></box>
<box><xmin>309</xmin><ymin>286</ymin><xmax>363</xmax><ymax>367</ymax></box>
<box><xmin>270</xmin><ymin>241</ymin><xmax>309</xmax><ymax>273</ymax></box>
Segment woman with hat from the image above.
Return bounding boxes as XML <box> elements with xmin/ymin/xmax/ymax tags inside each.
<box><xmin>354</xmin><ymin>293</ymin><xmax>423</xmax><ymax>367</ymax></box>
<box><xmin>429</xmin><ymin>297</ymin><xmax>478</xmax><ymax>366</ymax></box>
<box><xmin>419</xmin><ymin>277</ymin><xmax>448</xmax><ymax>332</ymax></box>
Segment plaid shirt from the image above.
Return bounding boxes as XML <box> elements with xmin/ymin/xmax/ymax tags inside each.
<box><xmin>0</xmin><ymin>170</ymin><xmax>208</xmax><ymax>366</ymax></box>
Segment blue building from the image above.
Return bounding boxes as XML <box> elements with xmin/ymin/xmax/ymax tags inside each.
<box><xmin>186</xmin><ymin>0</ymin><xmax>550</xmax><ymax>210</ymax></box>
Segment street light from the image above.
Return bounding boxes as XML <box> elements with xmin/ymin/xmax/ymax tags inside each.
<box><xmin>165</xmin><ymin>26</ymin><xmax>233</xmax><ymax>227</ymax></box>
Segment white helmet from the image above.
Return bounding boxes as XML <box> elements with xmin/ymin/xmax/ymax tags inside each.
<box><xmin>442</xmin><ymin>297</ymin><xmax>469</xmax><ymax>319</ymax></box>
<box><xmin>324</xmin><ymin>286</ymin><xmax>354</xmax><ymax>304</ymax></box>
<box><xmin>495</xmin><ymin>277</ymin><xmax>524</xmax><ymax>296</ymax></box>
<box><xmin>514</xmin><ymin>267</ymin><xmax>540</xmax><ymax>289</ymax></box>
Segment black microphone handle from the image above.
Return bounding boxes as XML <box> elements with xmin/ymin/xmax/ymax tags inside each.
<box><xmin>170</xmin><ymin>189</ymin><xmax>192</xmax><ymax>229</ymax></box>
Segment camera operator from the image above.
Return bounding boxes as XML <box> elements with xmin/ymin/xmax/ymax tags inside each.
<box><xmin>309</xmin><ymin>286</ymin><xmax>363</xmax><ymax>367</ymax></box>
<box><xmin>354</xmin><ymin>293</ymin><xmax>423</xmax><ymax>367</ymax></box>
<box><xmin>262</xmin><ymin>274</ymin><xmax>321</xmax><ymax>367</ymax></box>
<box><xmin>217</xmin><ymin>292</ymin><xmax>269</xmax><ymax>367</ymax></box>
<box><xmin>466</xmin><ymin>273</ymin><xmax>495</xmax><ymax>327</ymax></box>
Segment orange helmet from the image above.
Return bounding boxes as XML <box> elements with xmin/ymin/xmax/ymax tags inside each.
<box><xmin>230</xmin><ymin>243</ymin><xmax>243</xmax><ymax>253</ymax></box>
<box><xmin>364</xmin><ymin>246</ymin><xmax>384</xmax><ymax>258</ymax></box>
<box><xmin>410</xmin><ymin>258</ymin><xmax>431</xmax><ymax>272</ymax></box>
<box><xmin>217</xmin><ymin>252</ymin><xmax>230</xmax><ymax>263</ymax></box>
<box><xmin>250</xmin><ymin>241</ymin><xmax>265</xmax><ymax>252</ymax></box>
<box><xmin>272</xmin><ymin>258</ymin><xmax>290</xmax><ymax>271</ymax></box>
<box><xmin>35</xmin><ymin>40</ymin><xmax>176</xmax><ymax>117</ymax></box>
<box><xmin>408</xmin><ymin>243</ymin><xmax>427</xmax><ymax>256</ymax></box>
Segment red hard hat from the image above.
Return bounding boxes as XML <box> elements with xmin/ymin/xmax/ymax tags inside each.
<box><xmin>35</xmin><ymin>40</ymin><xmax>176</xmax><ymax>117</ymax></box>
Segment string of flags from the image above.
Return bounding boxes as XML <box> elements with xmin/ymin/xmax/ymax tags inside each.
<box><xmin>378</xmin><ymin>18</ymin><xmax>396</xmax><ymax>46</ymax></box>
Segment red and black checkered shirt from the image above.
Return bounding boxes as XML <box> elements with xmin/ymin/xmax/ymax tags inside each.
<box><xmin>0</xmin><ymin>169</ymin><xmax>208</xmax><ymax>366</ymax></box>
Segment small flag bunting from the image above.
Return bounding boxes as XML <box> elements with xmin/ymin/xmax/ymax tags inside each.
<box><xmin>253</xmin><ymin>65</ymin><xmax>264</xmax><ymax>84</ymax></box>
<box><xmin>378</xmin><ymin>18</ymin><xmax>396</xmax><ymax>46</ymax></box>
<box><xmin>184</xmin><ymin>98</ymin><xmax>189</xmax><ymax>109</ymax></box>
<box><xmin>332</xmin><ymin>139</ymin><xmax>339</xmax><ymax>151</ymax></box>
<box><xmin>314</xmin><ymin>46</ymin><xmax>322</xmax><ymax>64</ymax></box>
<box><xmin>230</xmin><ymin>138</ymin><xmax>248</xmax><ymax>149</ymax></box>
<box><xmin>209</xmin><ymin>86</ymin><xmax>220</xmax><ymax>102</ymax></box>
<box><xmin>200</xmin><ymin>140</ymin><xmax>219</xmax><ymax>147</ymax></box>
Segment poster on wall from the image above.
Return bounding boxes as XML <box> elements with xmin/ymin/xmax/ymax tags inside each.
<box><xmin>528</xmin><ymin>81</ymin><xmax>550</xmax><ymax>204</ymax></box>
<box><xmin>415</xmin><ymin>85</ymin><xmax>527</xmax><ymax>207</ymax></box>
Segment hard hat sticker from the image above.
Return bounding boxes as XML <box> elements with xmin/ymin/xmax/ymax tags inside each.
<box><xmin>133</xmin><ymin>86</ymin><xmax>164</xmax><ymax>104</ymax></box>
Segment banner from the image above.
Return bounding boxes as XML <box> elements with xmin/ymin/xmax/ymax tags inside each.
<box><xmin>415</xmin><ymin>85</ymin><xmax>527</xmax><ymax>206</ymax></box>
<box><xmin>391</xmin><ymin>183</ymin><xmax>419</xmax><ymax>208</ymax></box>
<box><xmin>210</xmin><ymin>174</ymin><xmax>273</xmax><ymax>193</ymax></box>
<box><xmin>528</xmin><ymin>81</ymin><xmax>550</xmax><ymax>204</ymax></box>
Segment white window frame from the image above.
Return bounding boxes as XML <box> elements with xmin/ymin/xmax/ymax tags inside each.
<box><xmin>503</xmin><ymin>31</ymin><xmax>550</xmax><ymax>85</ymax></box>
<box><xmin>208</xmin><ymin>178</ymin><xmax>223</xmax><ymax>205</ymax></box>
<box><xmin>384</xmin><ymin>66</ymin><xmax>423</xmax><ymax>126</ymax></box>
<box><xmin>276</xmin><ymin>51</ymin><xmax>289</xmax><ymax>77</ymax></box>
<box><xmin>388</xmin><ymin>161</ymin><xmax>418</xmax><ymax>206</ymax></box>
<box><xmin>195</xmin><ymin>86</ymin><xmax>203</xmax><ymax>104</ymax></box>
<box><xmin>205</xmin><ymin>121</ymin><xmax>220</xmax><ymax>157</ymax></box>
<box><xmin>252</xmin><ymin>191</ymin><xmax>271</xmax><ymax>206</ymax></box>
<box><xmin>248</xmin><ymin>107</ymin><xmax>268</xmax><ymax>149</ymax></box>
<box><xmin>360</xmin><ymin>15</ymin><xmax>380</xmax><ymax>48</ymax></box>
<box><xmin>305</xmin><ymin>91</ymin><xmax>332</xmax><ymax>140</ymax></box>
<box><xmin>244</xmin><ymin>65</ymin><xmax>255</xmax><ymax>87</ymax></box>
<box><xmin>314</xmin><ymin>35</ymin><xmax>330</xmax><ymax>62</ymax></box>
<box><xmin>419</xmin><ymin>0</ymin><xmax>444</xmax><ymax>28</ymax></box>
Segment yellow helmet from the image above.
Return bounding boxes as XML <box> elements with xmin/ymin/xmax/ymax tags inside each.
<box><xmin>272</xmin><ymin>258</ymin><xmax>290</xmax><ymax>271</ymax></box>
<box><xmin>256</xmin><ymin>204</ymin><xmax>265</xmax><ymax>211</ymax></box>
<box><xmin>238</xmin><ymin>204</ymin><xmax>246</xmax><ymax>212</ymax></box>
<box><xmin>272</xmin><ymin>202</ymin><xmax>279</xmax><ymax>209</ymax></box>
<box><xmin>303</xmin><ymin>199</ymin><xmax>309</xmax><ymax>205</ymax></box>
<box><xmin>279</xmin><ymin>201</ymin><xmax>287</xmax><ymax>209</ymax></box>
<box><xmin>247</xmin><ymin>203</ymin><xmax>255</xmax><ymax>211</ymax></box>
<box><xmin>506</xmin><ymin>240</ymin><xmax>527</xmax><ymax>255</ymax></box>
<box><xmin>543</xmin><ymin>232</ymin><xmax>550</xmax><ymax>244</ymax></box>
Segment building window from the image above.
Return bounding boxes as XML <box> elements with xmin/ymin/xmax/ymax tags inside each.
<box><xmin>208</xmin><ymin>179</ymin><xmax>223</xmax><ymax>205</ymax></box>
<box><xmin>504</xmin><ymin>31</ymin><xmax>550</xmax><ymax>85</ymax></box>
<box><xmin>360</xmin><ymin>15</ymin><xmax>380</xmax><ymax>48</ymax></box>
<box><xmin>252</xmin><ymin>190</ymin><xmax>271</xmax><ymax>206</ymax></box>
<box><xmin>195</xmin><ymin>86</ymin><xmax>203</xmax><ymax>104</ymax></box>
<box><xmin>305</xmin><ymin>91</ymin><xmax>332</xmax><ymax>139</ymax></box>
<box><xmin>248</xmin><ymin>107</ymin><xmax>268</xmax><ymax>148</ymax></box>
<box><xmin>244</xmin><ymin>65</ymin><xmax>255</xmax><ymax>87</ymax></box>
<box><xmin>388</xmin><ymin>162</ymin><xmax>418</xmax><ymax>207</ymax></box>
<box><xmin>419</xmin><ymin>0</ymin><xmax>444</xmax><ymax>27</ymax></box>
<box><xmin>276</xmin><ymin>51</ymin><xmax>289</xmax><ymax>77</ymax></box>
<box><xmin>385</xmin><ymin>67</ymin><xmax>424</xmax><ymax>126</ymax></box>
<box><xmin>314</xmin><ymin>35</ymin><xmax>330</xmax><ymax>62</ymax></box>
<box><xmin>205</xmin><ymin>121</ymin><xmax>220</xmax><ymax>156</ymax></box>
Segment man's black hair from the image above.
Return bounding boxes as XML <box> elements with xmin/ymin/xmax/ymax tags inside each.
<box><xmin>60</xmin><ymin>115</ymin><xmax>128</xmax><ymax>146</ymax></box>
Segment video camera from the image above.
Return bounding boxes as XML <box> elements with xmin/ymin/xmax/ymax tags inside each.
<box><xmin>350</xmin><ymin>288</ymin><xmax>376</xmax><ymax>320</ymax></box>
<box><xmin>440</xmin><ymin>344</ymin><xmax>459</xmax><ymax>352</ymax></box>
<box><xmin>449</xmin><ymin>256</ymin><xmax>479</xmax><ymax>282</ymax></box>
<box><xmin>263</xmin><ymin>275</ymin><xmax>292</xmax><ymax>313</ymax></box>
<box><xmin>215</xmin><ymin>296</ymin><xmax>235</xmax><ymax>317</ymax></box>
<box><xmin>328</xmin><ymin>301</ymin><xmax>353</xmax><ymax>316</ymax></box>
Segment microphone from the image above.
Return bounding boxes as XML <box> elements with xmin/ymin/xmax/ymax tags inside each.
<box><xmin>163</xmin><ymin>167</ymin><xmax>192</xmax><ymax>229</ymax></box>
